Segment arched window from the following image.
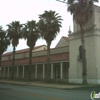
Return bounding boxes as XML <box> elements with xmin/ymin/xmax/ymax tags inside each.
<box><xmin>79</xmin><ymin>45</ymin><xmax>82</xmax><ymax>59</ymax></box>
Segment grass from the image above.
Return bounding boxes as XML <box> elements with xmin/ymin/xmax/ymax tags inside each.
<box><xmin>41</xmin><ymin>80</ymin><xmax>84</xmax><ymax>86</ymax></box>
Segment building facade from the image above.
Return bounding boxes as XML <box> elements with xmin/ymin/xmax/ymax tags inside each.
<box><xmin>1</xmin><ymin>5</ymin><xmax>100</xmax><ymax>84</ymax></box>
<box><xmin>0</xmin><ymin>39</ymin><xmax>69</xmax><ymax>82</ymax></box>
<box><xmin>69</xmin><ymin>5</ymin><xmax>100</xmax><ymax>84</ymax></box>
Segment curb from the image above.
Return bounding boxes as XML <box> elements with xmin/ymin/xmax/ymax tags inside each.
<box><xmin>0</xmin><ymin>81</ymin><xmax>67</xmax><ymax>90</ymax></box>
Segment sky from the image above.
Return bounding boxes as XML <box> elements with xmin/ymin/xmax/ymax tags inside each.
<box><xmin>0</xmin><ymin>0</ymin><xmax>100</xmax><ymax>53</ymax></box>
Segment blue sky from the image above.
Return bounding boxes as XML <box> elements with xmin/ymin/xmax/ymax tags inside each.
<box><xmin>0</xmin><ymin>0</ymin><xmax>99</xmax><ymax>52</ymax></box>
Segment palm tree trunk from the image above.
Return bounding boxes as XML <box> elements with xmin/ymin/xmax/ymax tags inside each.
<box><xmin>12</xmin><ymin>46</ymin><xmax>15</xmax><ymax>80</ymax></box>
<box><xmin>47</xmin><ymin>42</ymin><xmax>51</xmax><ymax>81</ymax></box>
<box><xmin>80</xmin><ymin>24</ymin><xmax>87</xmax><ymax>84</ymax></box>
<box><xmin>28</xmin><ymin>47</ymin><xmax>33</xmax><ymax>81</ymax></box>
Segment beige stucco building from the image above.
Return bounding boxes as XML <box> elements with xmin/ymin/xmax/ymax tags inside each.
<box><xmin>0</xmin><ymin>5</ymin><xmax>100</xmax><ymax>84</ymax></box>
<box><xmin>0</xmin><ymin>39</ymin><xmax>69</xmax><ymax>82</ymax></box>
<box><xmin>69</xmin><ymin>5</ymin><xmax>100</xmax><ymax>84</ymax></box>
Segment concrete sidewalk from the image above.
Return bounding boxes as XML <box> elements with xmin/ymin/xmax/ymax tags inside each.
<box><xmin>0</xmin><ymin>79</ymin><xmax>83</xmax><ymax>89</ymax></box>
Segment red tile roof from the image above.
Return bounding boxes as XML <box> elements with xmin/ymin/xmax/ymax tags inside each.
<box><xmin>62</xmin><ymin>36</ymin><xmax>69</xmax><ymax>43</ymax></box>
<box><xmin>3</xmin><ymin>45</ymin><xmax>46</xmax><ymax>56</ymax></box>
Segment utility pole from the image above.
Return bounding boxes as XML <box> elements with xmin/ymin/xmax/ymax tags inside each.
<box><xmin>56</xmin><ymin>0</ymin><xmax>67</xmax><ymax>4</ymax></box>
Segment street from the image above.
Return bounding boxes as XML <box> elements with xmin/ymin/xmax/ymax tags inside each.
<box><xmin>0</xmin><ymin>83</ymin><xmax>96</xmax><ymax>100</ymax></box>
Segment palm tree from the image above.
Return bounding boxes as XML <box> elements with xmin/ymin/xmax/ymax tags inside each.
<box><xmin>66</xmin><ymin>0</ymin><xmax>98</xmax><ymax>84</ymax></box>
<box><xmin>22</xmin><ymin>20</ymin><xmax>40</xmax><ymax>81</ymax></box>
<box><xmin>7</xmin><ymin>21</ymin><xmax>23</xmax><ymax>79</ymax></box>
<box><xmin>0</xmin><ymin>26</ymin><xmax>10</xmax><ymax>71</ymax></box>
<box><xmin>38</xmin><ymin>10</ymin><xmax>62</xmax><ymax>81</ymax></box>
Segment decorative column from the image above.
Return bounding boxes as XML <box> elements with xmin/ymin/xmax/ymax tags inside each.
<box><xmin>17</xmin><ymin>66</ymin><xmax>19</xmax><ymax>78</ymax></box>
<box><xmin>51</xmin><ymin>63</ymin><xmax>53</xmax><ymax>79</ymax></box>
<box><xmin>7</xmin><ymin>67</ymin><xmax>9</xmax><ymax>78</ymax></box>
<box><xmin>43</xmin><ymin>64</ymin><xmax>45</xmax><ymax>79</ymax></box>
<box><xmin>60</xmin><ymin>63</ymin><xmax>63</xmax><ymax>79</ymax></box>
<box><xmin>22</xmin><ymin>65</ymin><xmax>25</xmax><ymax>78</ymax></box>
<box><xmin>35</xmin><ymin>64</ymin><xmax>37</xmax><ymax>78</ymax></box>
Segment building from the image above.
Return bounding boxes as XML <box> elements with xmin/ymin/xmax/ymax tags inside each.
<box><xmin>0</xmin><ymin>38</ymin><xmax>69</xmax><ymax>82</ymax></box>
<box><xmin>1</xmin><ymin>5</ymin><xmax>100</xmax><ymax>84</ymax></box>
<box><xmin>69</xmin><ymin>5</ymin><xmax>100</xmax><ymax>84</ymax></box>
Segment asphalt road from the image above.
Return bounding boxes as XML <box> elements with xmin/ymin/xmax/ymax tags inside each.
<box><xmin>0</xmin><ymin>83</ymin><xmax>98</xmax><ymax>100</ymax></box>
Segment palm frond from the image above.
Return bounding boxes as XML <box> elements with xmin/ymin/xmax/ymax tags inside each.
<box><xmin>0</xmin><ymin>26</ymin><xmax>10</xmax><ymax>53</ymax></box>
<box><xmin>92</xmin><ymin>0</ymin><xmax>98</xmax><ymax>2</ymax></box>
<box><xmin>67</xmin><ymin>0</ymin><xmax>74</xmax><ymax>4</ymax></box>
<box><xmin>38</xmin><ymin>10</ymin><xmax>62</xmax><ymax>43</ymax></box>
<box><xmin>22</xmin><ymin>20</ymin><xmax>40</xmax><ymax>48</ymax></box>
<box><xmin>67</xmin><ymin>0</ymin><xmax>98</xmax><ymax>25</ymax></box>
<box><xmin>6</xmin><ymin>21</ymin><xmax>23</xmax><ymax>47</ymax></box>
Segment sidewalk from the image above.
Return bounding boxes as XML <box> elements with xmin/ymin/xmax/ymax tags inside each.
<box><xmin>0</xmin><ymin>79</ymin><xmax>83</xmax><ymax>89</ymax></box>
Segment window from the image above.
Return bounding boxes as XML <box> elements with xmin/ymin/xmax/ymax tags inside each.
<box><xmin>55</xmin><ymin>66</ymin><xmax>60</xmax><ymax>78</ymax></box>
<box><xmin>79</xmin><ymin>45</ymin><xmax>82</xmax><ymax>59</ymax></box>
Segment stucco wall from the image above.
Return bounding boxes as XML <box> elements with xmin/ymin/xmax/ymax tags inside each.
<box><xmin>94</xmin><ymin>5</ymin><xmax>100</xmax><ymax>29</ymax></box>
<box><xmin>69</xmin><ymin>5</ymin><xmax>100</xmax><ymax>84</ymax></box>
<box><xmin>32</xmin><ymin>45</ymin><xmax>47</xmax><ymax>52</ymax></box>
<box><xmin>69</xmin><ymin>29</ymin><xmax>99</xmax><ymax>84</ymax></box>
<box><xmin>95</xmin><ymin>30</ymin><xmax>100</xmax><ymax>80</ymax></box>
<box><xmin>56</xmin><ymin>38</ymin><xmax>69</xmax><ymax>48</ymax></box>
<box><xmin>2</xmin><ymin>46</ymin><xmax>69</xmax><ymax>61</ymax></box>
